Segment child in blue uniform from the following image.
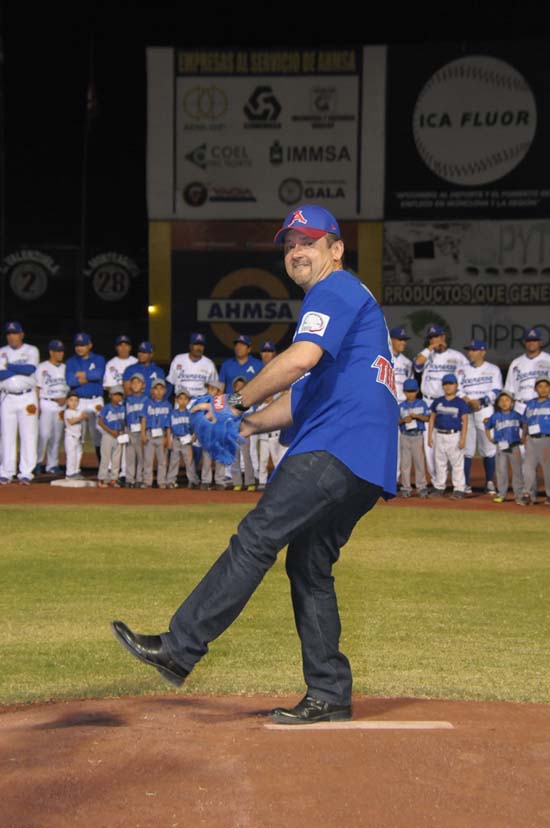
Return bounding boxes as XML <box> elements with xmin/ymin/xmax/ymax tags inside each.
<box><xmin>428</xmin><ymin>373</ymin><xmax>470</xmax><ymax>499</ymax></box>
<box><xmin>125</xmin><ymin>372</ymin><xmax>148</xmax><ymax>488</ymax></box>
<box><xmin>484</xmin><ymin>389</ymin><xmax>526</xmax><ymax>505</ymax></box>
<box><xmin>141</xmin><ymin>378</ymin><xmax>172</xmax><ymax>488</ymax></box>
<box><xmin>398</xmin><ymin>377</ymin><xmax>429</xmax><ymax>498</ymax></box>
<box><xmin>523</xmin><ymin>376</ymin><xmax>550</xmax><ymax>505</ymax></box>
<box><xmin>167</xmin><ymin>389</ymin><xmax>199</xmax><ymax>489</ymax></box>
<box><xmin>97</xmin><ymin>386</ymin><xmax>126</xmax><ymax>488</ymax></box>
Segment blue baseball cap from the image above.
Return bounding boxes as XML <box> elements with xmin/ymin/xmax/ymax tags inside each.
<box><xmin>260</xmin><ymin>340</ymin><xmax>276</xmax><ymax>352</ymax></box>
<box><xmin>389</xmin><ymin>326</ymin><xmax>410</xmax><ymax>340</ymax></box>
<box><xmin>426</xmin><ymin>324</ymin><xmax>445</xmax><ymax>338</ymax></box>
<box><xmin>442</xmin><ymin>373</ymin><xmax>458</xmax><ymax>384</ymax></box>
<box><xmin>464</xmin><ymin>338</ymin><xmax>487</xmax><ymax>350</ymax></box>
<box><xmin>523</xmin><ymin>326</ymin><xmax>542</xmax><ymax>341</ymax></box>
<box><xmin>115</xmin><ymin>335</ymin><xmax>132</xmax><ymax>345</ymax></box>
<box><xmin>74</xmin><ymin>332</ymin><xmax>91</xmax><ymax>345</ymax></box>
<box><xmin>190</xmin><ymin>332</ymin><xmax>206</xmax><ymax>344</ymax></box>
<box><xmin>137</xmin><ymin>341</ymin><xmax>154</xmax><ymax>353</ymax></box>
<box><xmin>6</xmin><ymin>320</ymin><xmax>23</xmax><ymax>333</ymax></box>
<box><xmin>273</xmin><ymin>205</ymin><xmax>341</xmax><ymax>244</ymax></box>
<box><xmin>48</xmin><ymin>339</ymin><xmax>65</xmax><ymax>351</ymax></box>
<box><xmin>403</xmin><ymin>378</ymin><xmax>419</xmax><ymax>391</ymax></box>
<box><xmin>234</xmin><ymin>335</ymin><xmax>251</xmax><ymax>346</ymax></box>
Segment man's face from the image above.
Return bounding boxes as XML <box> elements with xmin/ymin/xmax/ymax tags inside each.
<box><xmin>137</xmin><ymin>351</ymin><xmax>152</xmax><ymax>364</ymax></box>
<box><xmin>391</xmin><ymin>338</ymin><xmax>407</xmax><ymax>355</ymax></box>
<box><xmin>524</xmin><ymin>339</ymin><xmax>542</xmax><ymax>355</ymax></box>
<box><xmin>430</xmin><ymin>334</ymin><xmax>447</xmax><ymax>352</ymax></box>
<box><xmin>261</xmin><ymin>350</ymin><xmax>275</xmax><ymax>365</ymax></box>
<box><xmin>234</xmin><ymin>342</ymin><xmax>250</xmax><ymax>359</ymax></box>
<box><xmin>49</xmin><ymin>349</ymin><xmax>65</xmax><ymax>365</ymax></box>
<box><xmin>283</xmin><ymin>230</ymin><xmax>344</xmax><ymax>292</ymax></box>
<box><xmin>467</xmin><ymin>348</ymin><xmax>485</xmax><ymax>365</ymax></box>
<box><xmin>116</xmin><ymin>342</ymin><xmax>132</xmax><ymax>359</ymax></box>
<box><xmin>75</xmin><ymin>343</ymin><xmax>92</xmax><ymax>358</ymax></box>
<box><xmin>189</xmin><ymin>343</ymin><xmax>205</xmax><ymax>359</ymax></box>
<box><xmin>7</xmin><ymin>332</ymin><xmax>24</xmax><ymax>348</ymax></box>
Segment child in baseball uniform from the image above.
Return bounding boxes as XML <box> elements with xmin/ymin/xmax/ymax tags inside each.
<box><xmin>428</xmin><ymin>373</ymin><xmax>469</xmax><ymax>499</ymax></box>
<box><xmin>141</xmin><ymin>378</ymin><xmax>172</xmax><ymax>488</ymax></box>
<box><xmin>484</xmin><ymin>390</ymin><xmax>526</xmax><ymax>505</ymax></box>
<box><xmin>167</xmin><ymin>389</ymin><xmax>200</xmax><ymax>489</ymax></box>
<box><xmin>229</xmin><ymin>376</ymin><xmax>255</xmax><ymax>492</ymax></box>
<box><xmin>63</xmin><ymin>392</ymin><xmax>88</xmax><ymax>479</ymax></box>
<box><xmin>97</xmin><ymin>386</ymin><xmax>126</xmax><ymax>488</ymax></box>
<box><xmin>398</xmin><ymin>378</ymin><xmax>430</xmax><ymax>498</ymax></box>
<box><xmin>124</xmin><ymin>371</ymin><xmax>148</xmax><ymax>488</ymax></box>
<box><xmin>522</xmin><ymin>376</ymin><xmax>550</xmax><ymax>506</ymax></box>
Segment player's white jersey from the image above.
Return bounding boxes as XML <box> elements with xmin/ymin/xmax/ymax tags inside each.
<box><xmin>103</xmin><ymin>356</ymin><xmax>138</xmax><ymax>388</ymax></box>
<box><xmin>393</xmin><ymin>352</ymin><xmax>414</xmax><ymax>402</ymax></box>
<box><xmin>417</xmin><ymin>348</ymin><xmax>469</xmax><ymax>400</ymax></box>
<box><xmin>64</xmin><ymin>407</ymin><xmax>84</xmax><ymax>439</ymax></box>
<box><xmin>36</xmin><ymin>360</ymin><xmax>68</xmax><ymax>400</ymax></box>
<box><xmin>460</xmin><ymin>361</ymin><xmax>503</xmax><ymax>403</ymax></box>
<box><xmin>504</xmin><ymin>351</ymin><xmax>550</xmax><ymax>402</ymax></box>
<box><xmin>167</xmin><ymin>353</ymin><xmax>218</xmax><ymax>397</ymax></box>
<box><xmin>0</xmin><ymin>343</ymin><xmax>39</xmax><ymax>393</ymax></box>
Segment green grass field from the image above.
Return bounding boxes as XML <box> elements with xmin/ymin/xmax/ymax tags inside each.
<box><xmin>1</xmin><ymin>503</ymin><xmax>549</xmax><ymax>706</ymax></box>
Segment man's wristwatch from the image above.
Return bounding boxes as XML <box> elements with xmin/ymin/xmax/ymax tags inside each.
<box><xmin>227</xmin><ymin>391</ymin><xmax>247</xmax><ymax>412</ymax></box>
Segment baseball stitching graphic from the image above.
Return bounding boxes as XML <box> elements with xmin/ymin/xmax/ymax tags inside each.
<box><xmin>412</xmin><ymin>56</ymin><xmax>537</xmax><ymax>186</ymax></box>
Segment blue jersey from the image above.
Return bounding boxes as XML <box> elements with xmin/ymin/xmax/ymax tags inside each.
<box><xmin>431</xmin><ymin>395</ymin><xmax>470</xmax><ymax>431</ymax></box>
<box><xmin>122</xmin><ymin>362</ymin><xmax>172</xmax><ymax>398</ymax></box>
<box><xmin>524</xmin><ymin>397</ymin><xmax>550</xmax><ymax>437</ymax></box>
<box><xmin>398</xmin><ymin>399</ymin><xmax>430</xmax><ymax>434</ymax></box>
<box><xmin>219</xmin><ymin>355</ymin><xmax>263</xmax><ymax>391</ymax></box>
<box><xmin>98</xmin><ymin>402</ymin><xmax>125</xmax><ymax>432</ymax></box>
<box><xmin>125</xmin><ymin>393</ymin><xmax>148</xmax><ymax>430</ymax></box>
<box><xmin>485</xmin><ymin>409</ymin><xmax>525</xmax><ymax>445</ymax></box>
<box><xmin>144</xmin><ymin>399</ymin><xmax>172</xmax><ymax>431</ymax></box>
<box><xmin>284</xmin><ymin>269</ymin><xmax>398</xmax><ymax>499</ymax></box>
<box><xmin>66</xmin><ymin>352</ymin><xmax>105</xmax><ymax>398</ymax></box>
<box><xmin>171</xmin><ymin>408</ymin><xmax>193</xmax><ymax>438</ymax></box>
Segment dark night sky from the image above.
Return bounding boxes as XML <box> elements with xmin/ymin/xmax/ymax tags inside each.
<box><xmin>2</xmin><ymin>2</ymin><xmax>548</xmax><ymax>255</ymax></box>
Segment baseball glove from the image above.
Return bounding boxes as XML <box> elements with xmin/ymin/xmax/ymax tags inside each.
<box><xmin>190</xmin><ymin>393</ymin><xmax>245</xmax><ymax>465</ymax></box>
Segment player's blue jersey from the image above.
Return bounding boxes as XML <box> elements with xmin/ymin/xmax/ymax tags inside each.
<box><xmin>524</xmin><ymin>397</ymin><xmax>550</xmax><ymax>436</ymax></box>
<box><xmin>398</xmin><ymin>399</ymin><xmax>430</xmax><ymax>434</ymax></box>
<box><xmin>144</xmin><ymin>399</ymin><xmax>172</xmax><ymax>430</ymax></box>
<box><xmin>125</xmin><ymin>394</ymin><xmax>148</xmax><ymax>428</ymax></box>
<box><xmin>219</xmin><ymin>355</ymin><xmax>263</xmax><ymax>391</ymax></box>
<box><xmin>66</xmin><ymin>352</ymin><xmax>105</xmax><ymax>398</ymax></box>
<box><xmin>171</xmin><ymin>408</ymin><xmax>193</xmax><ymax>437</ymax></box>
<box><xmin>99</xmin><ymin>402</ymin><xmax>125</xmax><ymax>432</ymax></box>
<box><xmin>283</xmin><ymin>269</ymin><xmax>398</xmax><ymax>499</ymax></box>
<box><xmin>431</xmin><ymin>395</ymin><xmax>470</xmax><ymax>431</ymax></box>
<box><xmin>484</xmin><ymin>409</ymin><xmax>525</xmax><ymax>445</ymax></box>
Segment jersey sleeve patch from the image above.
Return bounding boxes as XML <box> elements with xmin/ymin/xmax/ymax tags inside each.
<box><xmin>298</xmin><ymin>311</ymin><xmax>330</xmax><ymax>337</ymax></box>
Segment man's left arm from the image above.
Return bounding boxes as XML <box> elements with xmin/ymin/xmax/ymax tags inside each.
<box><xmin>240</xmin><ymin>392</ymin><xmax>293</xmax><ymax>438</ymax></box>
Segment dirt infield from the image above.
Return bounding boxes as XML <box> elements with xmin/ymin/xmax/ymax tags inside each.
<box><xmin>1</xmin><ymin>461</ymin><xmax>549</xmax><ymax>827</ymax></box>
<box><xmin>1</xmin><ymin>693</ymin><xmax>549</xmax><ymax>828</ymax></box>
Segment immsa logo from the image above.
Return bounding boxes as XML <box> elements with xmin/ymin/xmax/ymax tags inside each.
<box><xmin>197</xmin><ymin>299</ymin><xmax>301</xmax><ymax>322</ymax></box>
<box><xmin>269</xmin><ymin>140</ymin><xmax>352</xmax><ymax>165</ymax></box>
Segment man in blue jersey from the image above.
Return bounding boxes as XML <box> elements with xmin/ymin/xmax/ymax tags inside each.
<box><xmin>112</xmin><ymin>205</ymin><xmax>398</xmax><ymax>724</ymax></box>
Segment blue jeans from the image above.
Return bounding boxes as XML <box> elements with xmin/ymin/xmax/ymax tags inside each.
<box><xmin>163</xmin><ymin>450</ymin><xmax>382</xmax><ymax>705</ymax></box>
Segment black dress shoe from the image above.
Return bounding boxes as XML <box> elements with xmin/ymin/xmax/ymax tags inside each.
<box><xmin>269</xmin><ymin>694</ymin><xmax>352</xmax><ymax>725</ymax></box>
<box><xmin>111</xmin><ymin>620</ymin><xmax>189</xmax><ymax>687</ymax></box>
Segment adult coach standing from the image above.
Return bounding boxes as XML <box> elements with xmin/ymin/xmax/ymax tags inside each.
<box><xmin>218</xmin><ymin>334</ymin><xmax>263</xmax><ymax>392</ymax></box>
<box><xmin>167</xmin><ymin>332</ymin><xmax>218</xmax><ymax>398</ymax></box>
<box><xmin>65</xmin><ymin>332</ymin><xmax>106</xmax><ymax>461</ymax></box>
<box><xmin>0</xmin><ymin>321</ymin><xmax>40</xmax><ymax>484</ymax></box>
<box><xmin>112</xmin><ymin>204</ymin><xmax>398</xmax><ymax>725</ymax></box>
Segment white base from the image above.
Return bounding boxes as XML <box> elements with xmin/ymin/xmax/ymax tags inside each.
<box><xmin>50</xmin><ymin>479</ymin><xmax>98</xmax><ymax>488</ymax></box>
<box><xmin>264</xmin><ymin>720</ymin><xmax>454</xmax><ymax>731</ymax></box>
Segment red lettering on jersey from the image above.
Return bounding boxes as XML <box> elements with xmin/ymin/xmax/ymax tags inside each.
<box><xmin>212</xmin><ymin>393</ymin><xmax>226</xmax><ymax>411</ymax></box>
<box><xmin>371</xmin><ymin>355</ymin><xmax>397</xmax><ymax>399</ymax></box>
